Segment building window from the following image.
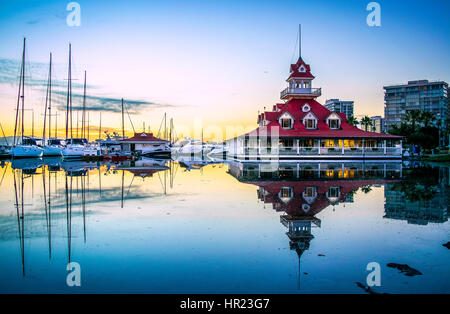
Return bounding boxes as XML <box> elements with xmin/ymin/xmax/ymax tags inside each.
<box><xmin>281</xmin><ymin>118</ymin><xmax>293</xmax><ymax>129</ymax></box>
<box><xmin>328</xmin><ymin>187</ymin><xmax>340</xmax><ymax>197</ymax></box>
<box><xmin>281</xmin><ymin>187</ymin><xmax>293</xmax><ymax>198</ymax></box>
<box><xmin>304</xmin><ymin>187</ymin><xmax>317</xmax><ymax>197</ymax></box>
<box><xmin>322</xmin><ymin>139</ymin><xmax>336</xmax><ymax>147</ymax></box>
<box><xmin>279</xmin><ymin>139</ymin><xmax>294</xmax><ymax>148</ymax></box>
<box><xmin>328</xmin><ymin>119</ymin><xmax>340</xmax><ymax>129</ymax></box>
<box><xmin>304</xmin><ymin>119</ymin><xmax>316</xmax><ymax>129</ymax></box>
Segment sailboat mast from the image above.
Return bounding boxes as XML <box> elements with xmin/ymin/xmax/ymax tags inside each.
<box><xmin>21</xmin><ymin>38</ymin><xmax>26</xmax><ymax>143</ymax></box>
<box><xmin>43</xmin><ymin>53</ymin><xmax>51</xmax><ymax>142</ymax></box>
<box><xmin>99</xmin><ymin>112</ymin><xmax>102</xmax><ymax>140</ymax></box>
<box><xmin>87</xmin><ymin>112</ymin><xmax>90</xmax><ymax>142</ymax></box>
<box><xmin>121</xmin><ymin>98</ymin><xmax>125</xmax><ymax>140</ymax></box>
<box><xmin>164</xmin><ymin>112</ymin><xmax>167</xmax><ymax>140</ymax></box>
<box><xmin>82</xmin><ymin>71</ymin><xmax>86</xmax><ymax>138</ymax></box>
<box><xmin>65</xmin><ymin>44</ymin><xmax>71</xmax><ymax>140</ymax></box>
<box><xmin>49</xmin><ymin>53</ymin><xmax>52</xmax><ymax>140</ymax></box>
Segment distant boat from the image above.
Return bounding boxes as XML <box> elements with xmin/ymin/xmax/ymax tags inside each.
<box><xmin>12</xmin><ymin>38</ymin><xmax>44</xmax><ymax>159</ymax></box>
<box><xmin>119</xmin><ymin>132</ymin><xmax>171</xmax><ymax>157</ymax></box>
<box><xmin>44</xmin><ymin>138</ymin><xmax>65</xmax><ymax>156</ymax></box>
<box><xmin>63</xmin><ymin>138</ymin><xmax>99</xmax><ymax>159</ymax></box>
<box><xmin>171</xmin><ymin>138</ymin><xmax>215</xmax><ymax>156</ymax></box>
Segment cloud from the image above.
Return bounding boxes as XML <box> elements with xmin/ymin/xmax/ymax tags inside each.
<box><xmin>0</xmin><ymin>58</ymin><xmax>97</xmax><ymax>89</ymax></box>
<box><xmin>0</xmin><ymin>58</ymin><xmax>176</xmax><ymax>114</ymax></box>
<box><xmin>52</xmin><ymin>90</ymin><xmax>174</xmax><ymax>114</ymax></box>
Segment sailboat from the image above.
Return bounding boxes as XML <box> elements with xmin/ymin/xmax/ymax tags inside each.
<box><xmin>42</xmin><ymin>53</ymin><xmax>64</xmax><ymax>156</ymax></box>
<box><xmin>62</xmin><ymin>45</ymin><xmax>99</xmax><ymax>159</ymax></box>
<box><xmin>12</xmin><ymin>38</ymin><xmax>44</xmax><ymax>158</ymax></box>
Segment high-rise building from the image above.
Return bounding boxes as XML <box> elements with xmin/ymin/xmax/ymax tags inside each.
<box><xmin>383</xmin><ymin>80</ymin><xmax>448</xmax><ymax>132</ymax></box>
<box><xmin>324</xmin><ymin>99</ymin><xmax>354</xmax><ymax>118</ymax></box>
<box><xmin>370</xmin><ymin>116</ymin><xmax>385</xmax><ymax>133</ymax></box>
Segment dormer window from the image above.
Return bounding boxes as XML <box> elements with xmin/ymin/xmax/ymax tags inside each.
<box><xmin>302</xmin><ymin>104</ymin><xmax>310</xmax><ymax>112</ymax></box>
<box><xmin>281</xmin><ymin>118</ymin><xmax>292</xmax><ymax>129</ymax></box>
<box><xmin>326</xmin><ymin>112</ymin><xmax>341</xmax><ymax>129</ymax></box>
<box><xmin>303</xmin><ymin>112</ymin><xmax>318</xmax><ymax>129</ymax></box>
<box><xmin>328</xmin><ymin>119</ymin><xmax>340</xmax><ymax>129</ymax></box>
<box><xmin>279</xmin><ymin>187</ymin><xmax>294</xmax><ymax>204</ymax></box>
<box><xmin>305</xmin><ymin>119</ymin><xmax>316</xmax><ymax>129</ymax></box>
<box><xmin>279</xmin><ymin>112</ymin><xmax>294</xmax><ymax>129</ymax></box>
<box><xmin>299</xmin><ymin>65</ymin><xmax>306</xmax><ymax>72</ymax></box>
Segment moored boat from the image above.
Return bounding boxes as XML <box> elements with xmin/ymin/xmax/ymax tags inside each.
<box><xmin>43</xmin><ymin>138</ymin><xmax>64</xmax><ymax>156</ymax></box>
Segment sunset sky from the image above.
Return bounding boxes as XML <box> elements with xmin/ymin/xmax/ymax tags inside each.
<box><xmin>0</xmin><ymin>0</ymin><xmax>449</xmax><ymax>140</ymax></box>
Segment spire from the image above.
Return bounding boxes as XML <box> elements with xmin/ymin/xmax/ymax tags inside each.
<box><xmin>298</xmin><ymin>24</ymin><xmax>302</xmax><ymax>61</ymax></box>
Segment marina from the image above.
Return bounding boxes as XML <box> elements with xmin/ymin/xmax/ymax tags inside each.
<box><xmin>0</xmin><ymin>157</ymin><xmax>448</xmax><ymax>293</ymax></box>
<box><xmin>0</xmin><ymin>0</ymin><xmax>448</xmax><ymax>297</ymax></box>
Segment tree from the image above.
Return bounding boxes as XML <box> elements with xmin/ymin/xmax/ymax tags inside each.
<box><xmin>347</xmin><ymin>115</ymin><xmax>359</xmax><ymax>127</ymax></box>
<box><xmin>360</xmin><ymin>116</ymin><xmax>373</xmax><ymax>132</ymax></box>
<box><xmin>419</xmin><ymin>111</ymin><xmax>435</xmax><ymax>128</ymax></box>
<box><xmin>405</xmin><ymin>110</ymin><xmax>422</xmax><ymax>131</ymax></box>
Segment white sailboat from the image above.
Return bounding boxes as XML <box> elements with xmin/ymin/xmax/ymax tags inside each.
<box><xmin>42</xmin><ymin>52</ymin><xmax>63</xmax><ymax>157</ymax></box>
<box><xmin>61</xmin><ymin>46</ymin><xmax>99</xmax><ymax>159</ymax></box>
<box><xmin>44</xmin><ymin>138</ymin><xmax>65</xmax><ymax>156</ymax></box>
<box><xmin>12</xmin><ymin>38</ymin><xmax>44</xmax><ymax>159</ymax></box>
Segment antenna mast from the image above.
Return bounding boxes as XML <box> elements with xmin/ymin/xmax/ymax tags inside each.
<box><xmin>299</xmin><ymin>24</ymin><xmax>302</xmax><ymax>59</ymax></box>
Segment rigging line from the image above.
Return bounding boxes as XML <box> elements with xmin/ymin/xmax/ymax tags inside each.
<box><xmin>290</xmin><ymin>27</ymin><xmax>299</xmax><ymax>64</ymax></box>
<box><xmin>0</xmin><ymin>122</ymin><xmax>9</xmax><ymax>146</ymax></box>
<box><xmin>0</xmin><ymin>163</ymin><xmax>8</xmax><ymax>187</ymax></box>
<box><xmin>43</xmin><ymin>53</ymin><xmax>51</xmax><ymax>140</ymax></box>
<box><xmin>157</xmin><ymin>116</ymin><xmax>164</xmax><ymax>138</ymax></box>
<box><xmin>124</xmin><ymin>103</ymin><xmax>136</xmax><ymax>133</ymax></box>
<box><xmin>157</xmin><ymin>171</ymin><xmax>164</xmax><ymax>192</ymax></box>
<box><xmin>125</xmin><ymin>175</ymin><xmax>135</xmax><ymax>198</ymax></box>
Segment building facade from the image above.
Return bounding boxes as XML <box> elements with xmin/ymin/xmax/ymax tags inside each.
<box><xmin>324</xmin><ymin>99</ymin><xmax>354</xmax><ymax>118</ymax></box>
<box><xmin>226</xmin><ymin>50</ymin><xmax>403</xmax><ymax>159</ymax></box>
<box><xmin>384</xmin><ymin>80</ymin><xmax>449</xmax><ymax>132</ymax></box>
<box><xmin>370</xmin><ymin>116</ymin><xmax>385</xmax><ymax>133</ymax></box>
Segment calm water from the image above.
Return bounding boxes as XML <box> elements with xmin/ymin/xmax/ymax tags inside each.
<box><xmin>0</xmin><ymin>157</ymin><xmax>448</xmax><ymax>293</ymax></box>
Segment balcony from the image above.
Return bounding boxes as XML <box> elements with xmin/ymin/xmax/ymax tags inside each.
<box><xmin>280</xmin><ymin>87</ymin><xmax>321</xmax><ymax>99</ymax></box>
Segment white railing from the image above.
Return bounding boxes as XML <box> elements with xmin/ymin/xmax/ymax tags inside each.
<box><xmin>244</xmin><ymin>146</ymin><xmax>402</xmax><ymax>156</ymax></box>
<box><xmin>280</xmin><ymin>87</ymin><xmax>322</xmax><ymax>98</ymax></box>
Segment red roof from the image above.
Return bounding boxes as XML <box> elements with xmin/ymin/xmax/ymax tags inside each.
<box><xmin>251</xmin><ymin>99</ymin><xmax>402</xmax><ymax>139</ymax></box>
<box><xmin>249</xmin><ymin>179</ymin><xmax>396</xmax><ymax>216</ymax></box>
<box><xmin>120</xmin><ymin>132</ymin><xmax>168</xmax><ymax>143</ymax></box>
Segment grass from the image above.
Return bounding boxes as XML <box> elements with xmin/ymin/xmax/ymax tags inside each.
<box><xmin>424</xmin><ymin>154</ymin><xmax>450</xmax><ymax>162</ymax></box>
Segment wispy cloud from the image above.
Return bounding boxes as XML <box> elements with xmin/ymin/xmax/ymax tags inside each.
<box><xmin>52</xmin><ymin>90</ymin><xmax>174</xmax><ymax>114</ymax></box>
<box><xmin>0</xmin><ymin>58</ymin><xmax>95</xmax><ymax>89</ymax></box>
<box><xmin>0</xmin><ymin>58</ymin><xmax>176</xmax><ymax>114</ymax></box>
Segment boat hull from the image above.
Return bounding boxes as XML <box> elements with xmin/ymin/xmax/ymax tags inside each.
<box><xmin>62</xmin><ymin>145</ymin><xmax>100</xmax><ymax>159</ymax></box>
<box><xmin>12</xmin><ymin>145</ymin><xmax>44</xmax><ymax>158</ymax></box>
<box><xmin>43</xmin><ymin>146</ymin><xmax>63</xmax><ymax>156</ymax></box>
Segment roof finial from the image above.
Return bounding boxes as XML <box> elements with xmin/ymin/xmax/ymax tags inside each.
<box><xmin>299</xmin><ymin>24</ymin><xmax>302</xmax><ymax>60</ymax></box>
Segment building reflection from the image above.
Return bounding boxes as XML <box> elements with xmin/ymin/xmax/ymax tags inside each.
<box><xmin>228</xmin><ymin>160</ymin><xmax>403</xmax><ymax>288</ymax></box>
<box><xmin>384</xmin><ymin>164</ymin><xmax>449</xmax><ymax>225</ymax></box>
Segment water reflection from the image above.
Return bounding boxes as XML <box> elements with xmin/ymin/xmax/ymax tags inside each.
<box><xmin>0</xmin><ymin>157</ymin><xmax>448</xmax><ymax>293</ymax></box>
<box><xmin>384</xmin><ymin>165</ymin><xmax>449</xmax><ymax>225</ymax></box>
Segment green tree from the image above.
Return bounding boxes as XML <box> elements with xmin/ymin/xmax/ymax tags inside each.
<box><xmin>419</xmin><ymin>111</ymin><xmax>435</xmax><ymax>128</ymax></box>
<box><xmin>405</xmin><ymin>110</ymin><xmax>422</xmax><ymax>131</ymax></box>
<box><xmin>347</xmin><ymin>115</ymin><xmax>359</xmax><ymax>127</ymax></box>
<box><xmin>360</xmin><ymin>116</ymin><xmax>373</xmax><ymax>132</ymax></box>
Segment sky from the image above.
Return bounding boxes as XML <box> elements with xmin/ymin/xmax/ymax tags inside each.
<box><xmin>0</xmin><ymin>0</ymin><xmax>449</xmax><ymax>140</ymax></box>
